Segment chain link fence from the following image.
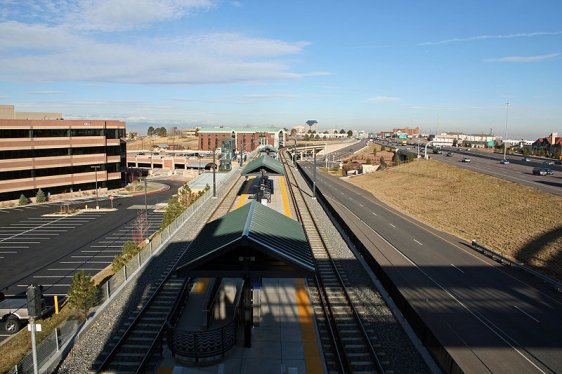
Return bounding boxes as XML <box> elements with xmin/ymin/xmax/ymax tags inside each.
<box><xmin>10</xmin><ymin>165</ymin><xmax>242</xmax><ymax>374</ymax></box>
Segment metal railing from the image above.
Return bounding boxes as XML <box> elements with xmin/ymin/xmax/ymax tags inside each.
<box><xmin>471</xmin><ymin>240</ymin><xmax>562</xmax><ymax>293</ymax></box>
<box><xmin>10</xmin><ymin>166</ymin><xmax>242</xmax><ymax>374</ymax></box>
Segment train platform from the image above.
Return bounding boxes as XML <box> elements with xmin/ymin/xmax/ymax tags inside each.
<box><xmin>156</xmin><ymin>171</ymin><xmax>325</xmax><ymax>373</ymax></box>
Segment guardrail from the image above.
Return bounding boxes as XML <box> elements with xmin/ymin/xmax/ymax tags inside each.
<box><xmin>9</xmin><ymin>166</ymin><xmax>242</xmax><ymax>374</ymax></box>
<box><xmin>470</xmin><ymin>240</ymin><xmax>562</xmax><ymax>293</ymax></box>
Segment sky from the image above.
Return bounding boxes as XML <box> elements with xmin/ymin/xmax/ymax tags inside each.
<box><xmin>0</xmin><ymin>0</ymin><xmax>561</xmax><ymax>140</ymax></box>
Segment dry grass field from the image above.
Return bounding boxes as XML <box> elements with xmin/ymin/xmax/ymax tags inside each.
<box><xmin>345</xmin><ymin>159</ymin><xmax>562</xmax><ymax>280</ymax></box>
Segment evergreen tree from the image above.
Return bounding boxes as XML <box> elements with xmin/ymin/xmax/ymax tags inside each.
<box><xmin>379</xmin><ymin>156</ymin><xmax>387</xmax><ymax>169</ymax></box>
<box><xmin>18</xmin><ymin>194</ymin><xmax>30</xmax><ymax>206</ymax></box>
<box><xmin>35</xmin><ymin>188</ymin><xmax>47</xmax><ymax>203</ymax></box>
<box><xmin>68</xmin><ymin>271</ymin><xmax>99</xmax><ymax>317</ymax></box>
<box><xmin>147</xmin><ymin>126</ymin><xmax>155</xmax><ymax>136</ymax></box>
<box><xmin>393</xmin><ymin>152</ymin><xmax>401</xmax><ymax>165</ymax></box>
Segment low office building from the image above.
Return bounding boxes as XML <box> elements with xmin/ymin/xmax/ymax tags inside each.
<box><xmin>0</xmin><ymin>111</ymin><xmax>126</xmax><ymax>201</ymax></box>
<box><xmin>198</xmin><ymin>127</ymin><xmax>286</xmax><ymax>152</ymax></box>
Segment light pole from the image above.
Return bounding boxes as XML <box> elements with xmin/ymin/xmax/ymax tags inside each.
<box><xmin>504</xmin><ymin>102</ymin><xmax>510</xmax><ymax>160</ymax></box>
<box><xmin>90</xmin><ymin>165</ymin><xmax>100</xmax><ymax>209</ymax></box>
<box><xmin>212</xmin><ymin>143</ymin><xmax>217</xmax><ymax>198</ymax></box>
<box><xmin>143</xmin><ymin>177</ymin><xmax>148</xmax><ymax>218</ymax></box>
<box><xmin>293</xmin><ymin>138</ymin><xmax>297</xmax><ymax>166</ymax></box>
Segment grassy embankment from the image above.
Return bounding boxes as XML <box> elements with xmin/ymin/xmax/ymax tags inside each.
<box><xmin>344</xmin><ymin>159</ymin><xmax>562</xmax><ymax>280</ymax></box>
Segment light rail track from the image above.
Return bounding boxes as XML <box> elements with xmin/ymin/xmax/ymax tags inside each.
<box><xmin>282</xmin><ymin>151</ymin><xmax>385</xmax><ymax>374</ymax></box>
<box><xmin>95</xmin><ymin>173</ymin><xmax>244</xmax><ymax>373</ymax></box>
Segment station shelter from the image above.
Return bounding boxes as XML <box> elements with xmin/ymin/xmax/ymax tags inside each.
<box><xmin>172</xmin><ymin>201</ymin><xmax>314</xmax><ymax>363</ymax></box>
<box><xmin>241</xmin><ymin>155</ymin><xmax>285</xmax><ymax>203</ymax></box>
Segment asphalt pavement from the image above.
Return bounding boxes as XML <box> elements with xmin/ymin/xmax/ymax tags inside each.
<box><xmin>299</xmin><ymin>161</ymin><xmax>562</xmax><ymax>373</ymax></box>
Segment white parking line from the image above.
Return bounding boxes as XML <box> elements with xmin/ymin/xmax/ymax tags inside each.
<box><xmin>389</xmin><ymin>223</ymin><xmax>396</xmax><ymax>228</ymax></box>
<box><xmin>48</xmin><ymin>268</ymin><xmax>101</xmax><ymax>271</ymax></box>
<box><xmin>0</xmin><ymin>251</ymin><xmax>17</xmax><ymax>254</ymax></box>
<box><xmin>451</xmin><ymin>264</ymin><xmax>464</xmax><ymax>274</ymax></box>
<box><xmin>61</xmin><ymin>261</ymin><xmax>109</xmax><ymax>264</ymax></box>
<box><xmin>90</xmin><ymin>245</ymin><xmax>124</xmax><ymax>248</ymax></box>
<box><xmin>33</xmin><ymin>275</ymin><xmax>74</xmax><ymax>278</ymax></box>
<box><xmin>414</xmin><ymin>239</ymin><xmax>423</xmax><ymax>245</ymax></box>
<box><xmin>0</xmin><ymin>241</ymin><xmax>39</xmax><ymax>244</ymax></box>
<box><xmin>0</xmin><ymin>246</ymin><xmax>29</xmax><ymax>248</ymax></box>
<box><xmin>82</xmin><ymin>250</ymin><xmax>121</xmax><ymax>253</ymax></box>
<box><xmin>72</xmin><ymin>255</ymin><xmax>115</xmax><ymax>258</ymax></box>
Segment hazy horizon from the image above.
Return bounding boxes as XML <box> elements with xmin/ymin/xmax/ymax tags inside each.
<box><xmin>1</xmin><ymin>1</ymin><xmax>560</xmax><ymax>141</ymax></box>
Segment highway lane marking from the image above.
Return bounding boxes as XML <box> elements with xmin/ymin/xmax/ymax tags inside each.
<box><xmin>389</xmin><ymin>223</ymin><xmax>396</xmax><ymax>228</ymax></box>
<box><xmin>451</xmin><ymin>264</ymin><xmax>464</xmax><ymax>274</ymax></box>
<box><xmin>513</xmin><ymin>305</ymin><xmax>540</xmax><ymax>323</ymax></box>
<box><xmin>71</xmin><ymin>255</ymin><xmax>114</xmax><ymax>258</ymax></box>
<box><xmin>326</xmin><ymin>198</ymin><xmax>547</xmax><ymax>373</ymax></box>
<box><xmin>372</xmin><ymin>212</ymin><xmax>378</xmax><ymax>216</ymax></box>
<box><xmin>323</xmin><ymin>174</ymin><xmax>562</xmax><ymax>307</ymax></box>
<box><xmin>414</xmin><ymin>239</ymin><xmax>423</xmax><ymax>246</ymax></box>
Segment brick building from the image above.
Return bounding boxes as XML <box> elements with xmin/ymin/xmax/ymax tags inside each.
<box><xmin>0</xmin><ymin>111</ymin><xmax>126</xmax><ymax>201</ymax></box>
<box><xmin>198</xmin><ymin>128</ymin><xmax>286</xmax><ymax>152</ymax></box>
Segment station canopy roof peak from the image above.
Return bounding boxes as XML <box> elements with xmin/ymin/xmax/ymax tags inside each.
<box><xmin>176</xmin><ymin>200</ymin><xmax>314</xmax><ymax>278</ymax></box>
<box><xmin>241</xmin><ymin>155</ymin><xmax>285</xmax><ymax>176</ymax></box>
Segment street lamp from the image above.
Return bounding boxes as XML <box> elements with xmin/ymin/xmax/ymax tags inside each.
<box><xmin>504</xmin><ymin>102</ymin><xmax>510</xmax><ymax>160</ymax></box>
<box><xmin>138</xmin><ymin>176</ymin><xmax>149</xmax><ymax>219</ymax></box>
<box><xmin>90</xmin><ymin>165</ymin><xmax>100</xmax><ymax>209</ymax></box>
<box><xmin>212</xmin><ymin>143</ymin><xmax>217</xmax><ymax>198</ymax></box>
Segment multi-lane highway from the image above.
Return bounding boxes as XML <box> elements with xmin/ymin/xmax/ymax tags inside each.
<box><xmin>299</xmin><ymin>161</ymin><xmax>562</xmax><ymax>373</ymax></box>
<box><xmin>390</xmin><ymin>142</ymin><xmax>562</xmax><ymax>197</ymax></box>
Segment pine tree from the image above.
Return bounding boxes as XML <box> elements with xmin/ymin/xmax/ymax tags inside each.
<box><xmin>68</xmin><ymin>271</ymin><xmax>99</xmax><ymax>317</ymax></box>
<box><xmin>18</xmin><ymin>194</ymin><xmax>30</xmax><ymax>206</ymax></box>
<box><xmin>35</xmin><ymin>188</ymin><xmax>47</xmax><ymax>203</ymax></box>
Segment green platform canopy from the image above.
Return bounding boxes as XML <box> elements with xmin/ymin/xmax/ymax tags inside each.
<box><xmin>175</xmin><ymin>200</ymin><xmax>314</xmax><ymax>278</ymax></box>
<box><xmin>241</xmin><ymin>155</ymin><xmax>285</xmax><ymax>177</ymax></box>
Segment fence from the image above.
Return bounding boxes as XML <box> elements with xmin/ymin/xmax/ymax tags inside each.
<box><xmin>471</xmin><ymin>240</ymin><xmax>562</xmax><ymax>293</ymax></box>
<box><xmin>10</xmin><ymin>166</ymin><xmax>242</xmax><ymax>374</ymax></box>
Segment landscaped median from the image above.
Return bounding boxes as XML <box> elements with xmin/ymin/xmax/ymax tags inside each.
<box><xmin>343</xmin><ymin>159</ymin><xmax>562</xmax><ymax>281</ymax></box>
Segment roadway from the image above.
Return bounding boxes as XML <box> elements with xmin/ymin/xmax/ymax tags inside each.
<box><xmin>299</xmin><ymin>162</ymin><xmax>562</xmax><ymax>373</ymax></box>
<box><xmin>388</xmin><ymin>141</ymin><xmax>562</xmax><ymax>197</ymax></box>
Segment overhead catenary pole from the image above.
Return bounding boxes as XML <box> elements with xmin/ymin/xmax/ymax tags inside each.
<box><xmin>312</xmin><ymin>146</ymin><xmax>317</xmax><ymax>199</ymax></box>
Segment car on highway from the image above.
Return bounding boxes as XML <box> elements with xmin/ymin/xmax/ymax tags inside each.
<box><xmin>462</xmin><ymin>157</ymin><xmax>471</xmax><ymax>163</ymax></box>
<box><xmin>543</xmin><ymin>160</ymin><xmax>555</xmax><ymax>166</ymax></box>
<box><xmin>446</xmin><ymin>152</ymin><xmax>453</xmax><ymax>157</ymax></box>
<box><xmin>533</xmin><ymin>167</ymin><xmax>554</xmax><ymax>176</ymax></box>
<box><xmin>500</xmin><ymin>159</ymin><xmax>510</xmax><ymax>164</ymax></box>
<box><xmin>522</xmin><ymin>157</ymin><xmax>531</xmax><ymax>162</ymax></box>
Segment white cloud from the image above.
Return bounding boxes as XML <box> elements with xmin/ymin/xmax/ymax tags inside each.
<box><xmin>484</xmin><ymin>53</ymin><xmax>560</xmax><ymax>63</ymax></box>
<box><xmin>419</xmin><ymin>31</ymin><xmax>562</xmax><ymax>46</ymax></box>
<box><xmin>366</xmin><ymin>96</ymin><xmax>401</xmax><ymax>103</ymax></box>
<box><xmin>0</xmin><ymin>21</ymin><xmax>314</xmax><ymax>84</ymax></box>
<box><xmin>1</xmin><ymin>0</ymin><xmax>215</xmax><ymax>32</ymax></box>
<box><xmin>26</xmin><ymin>90</ymin><xmax>64</xmax><ymax>95</ymax></box>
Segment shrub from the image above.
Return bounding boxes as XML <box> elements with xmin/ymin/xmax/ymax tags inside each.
<box><xmin>18</xmin><ymin>194</ymin><xmax>30</xmax><ymax>206</ymax></box>
<box><xmin>112</xmin><ymin>241</ymin><xmax>139</xmax><ymax>272</ymax></box>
